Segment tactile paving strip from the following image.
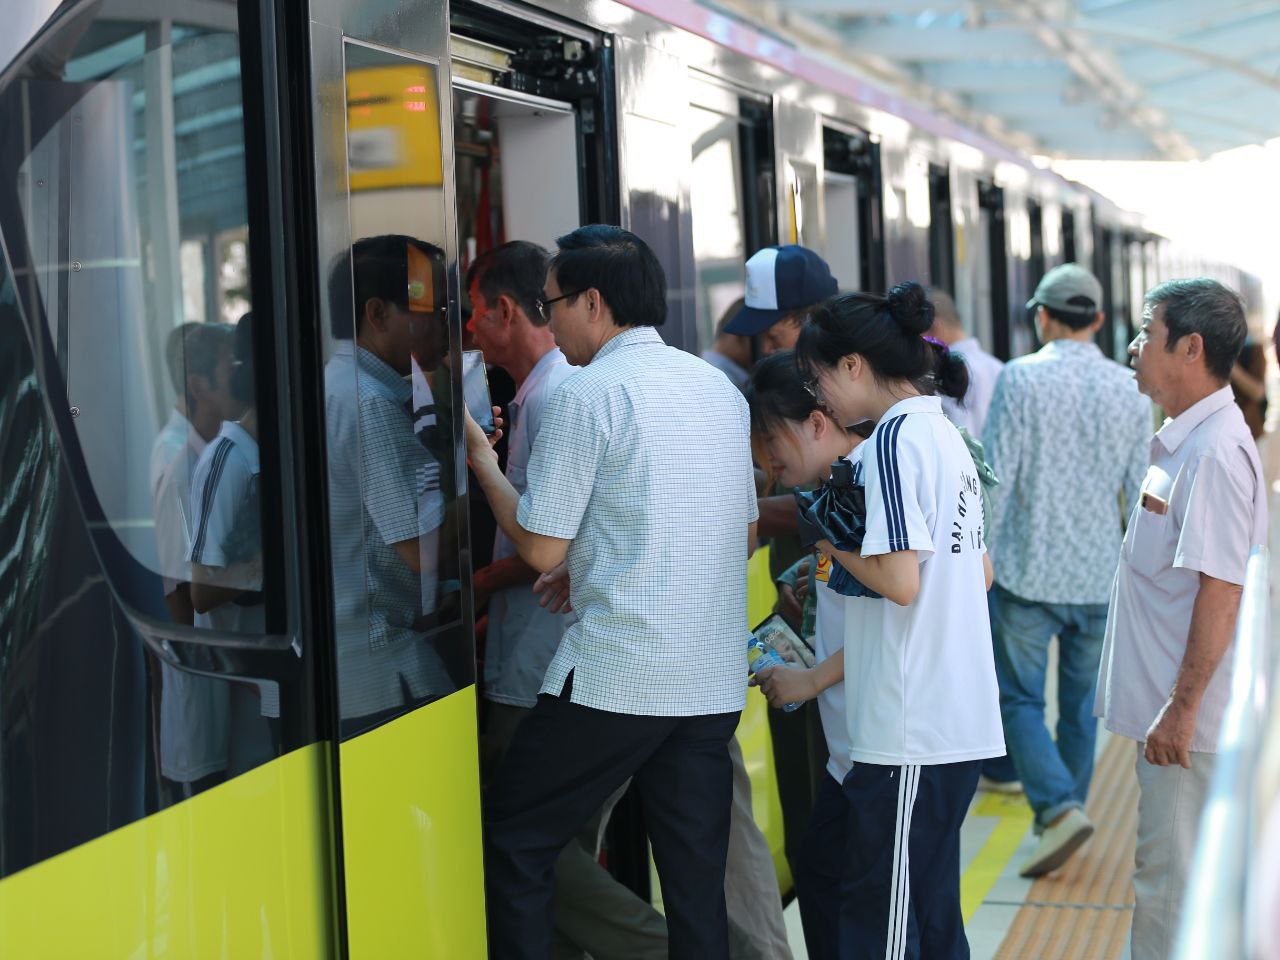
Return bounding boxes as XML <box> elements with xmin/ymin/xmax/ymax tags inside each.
<box><xmin>995</xmin><ymin>735</ymin><xmax>1138</xmax><ymax>960</ymax></box>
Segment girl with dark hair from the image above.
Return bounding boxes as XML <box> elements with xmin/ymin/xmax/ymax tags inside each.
<box><xmin>794</xmin><ymin>282</ymin><xmax>1004</xmax><ymax>960</ymax></box>
<box><xmin>746</xmin><ymin>350</ymin><xmax>864</xmax><ymax>960</ymax></box>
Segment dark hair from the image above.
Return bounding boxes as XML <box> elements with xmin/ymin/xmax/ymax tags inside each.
<box><xmin>795</xmin><ymin>281</ymin><xmax>969</xmax><ymax>400</ymax></box>
<box><xmin>167</xmin><ymin>321</ymin><xmax>234</xmax><ymax>406</ymax></box>
<box><xmin>328</xmin><ymin>235</ymin><xmax>446</xmax><ymax>339</ymax></box>
<box><xmin>1146</xmin><ymin>277</ymin><xmax>1247</xmax><ymax>381</ymax></box>
<box><xmin>229</xmin><ymin>312</ymin><xmax>255</xmax><ymax>406</ymax></box>
<box><xmin>466</xmin><ymin>240</ymin><xmax>550</xmax><ymax>327</ymax></box>
<box><xmin>745</xmin><ymin>351</ymin><xmax>824</xmax><ymax>437</ymax></box>
<box><xmin>1044</xmin><ymin>299</ymin><xmax>1100</xmax><ymax>331</ymax></box>
<box><xmin>549</xmin><ymin>224</ymin><xmax>666</xmax><ymax>328</ymax></box>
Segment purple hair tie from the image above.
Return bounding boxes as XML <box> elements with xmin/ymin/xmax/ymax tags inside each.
<box><xmin>923</xmin><ymin>335</ymin><xmax>949</xmax><ymax>355</ymax></box>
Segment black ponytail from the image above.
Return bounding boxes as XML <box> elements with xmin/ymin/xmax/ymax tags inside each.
<box><xmin>795</xmin><ymin>281</ymin><xmax>969</xmax><ymax>401</ymax></box>
<box><xmin>925</xmin><ymin>338</ymin><xmax>970</xmax><ymax>401</ymax></box>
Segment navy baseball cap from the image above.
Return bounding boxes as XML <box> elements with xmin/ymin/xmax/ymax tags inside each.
<box><xmin>726</xmin><ymin>245</ymin><xmax>839</xmax><ymax>336</ymax></box>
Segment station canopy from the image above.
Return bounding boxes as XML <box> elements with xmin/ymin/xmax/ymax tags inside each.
<box><xmin>730</xmin><ymin>0</ymin><xmax>1280</xmax><ymax>160</ymax></box>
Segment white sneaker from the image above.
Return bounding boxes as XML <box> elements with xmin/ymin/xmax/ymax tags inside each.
<box><xmin>978</xmin><ymin>775</ymin><xmax>1024</xmax><ymax>796</ymax></box>
<box><xmin>1019</xmin><ymin>808</ymin><xmax>1094</xmax><ymax>878</ymax></box>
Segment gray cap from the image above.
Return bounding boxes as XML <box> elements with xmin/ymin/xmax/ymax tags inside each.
<box><xmin>1026</xmin><ymin>263</ymin><xmax>1103</xmax><ymax>317</ymax></box>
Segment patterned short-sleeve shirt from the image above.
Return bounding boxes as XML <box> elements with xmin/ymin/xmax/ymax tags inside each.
<box><xmin>517</xmin><ymin>326</ymin><xmax>758</xmax><ymax>716</ymax></box>
<box><xmin>984</xmin><ymin>339</ymin><xmax>1152</xmax><ymax>604</ymax></box>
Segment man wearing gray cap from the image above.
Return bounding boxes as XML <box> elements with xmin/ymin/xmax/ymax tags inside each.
<box><xmin>983</xmin><ymin>263</ymin><xmax>1152</xmax><ymax>877</ymax></box>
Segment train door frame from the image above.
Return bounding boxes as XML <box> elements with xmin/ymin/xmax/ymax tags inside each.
<box><xmin>928</xmin><ymin>161</ymin><xmax>955</xmax><ymax>295</ymax></box>
<box><xmin>978</xmin><ymin>178</ymin><xmax>1012</xmax><ymax>360</ymax></box>
<box><xmin>1027</xmin><ymin>197</ymin><xmax>1046</xmax><ymax>289</ymax></box>
<box><xmin>1093</xmin><ymin>219</ymin><xmax>1118</xmax><ymax>360</ymax></box>
<box><xmin>448</xmin><ymin>1</ymin><xmax>620</xmax><ymax>234</ymax></box>
<box><xmin>302</xmin><ymin>0</ymin><xmax>492</xmax><ymax>954</ymax></box>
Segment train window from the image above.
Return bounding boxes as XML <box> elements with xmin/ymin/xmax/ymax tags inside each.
<box><xmin>324</xmin><ymin>42</ymin><xmax>471</xmax><ymax>736</ymax></box>
<box><xmin>3</xmin><ymin>12</ymin><xmax>275</xmax><ymax>633</ymax></box>
<box><xmin>823</xmin><ymin>125</ymin><xmax>883</xmax><ymax>294</ymax></box>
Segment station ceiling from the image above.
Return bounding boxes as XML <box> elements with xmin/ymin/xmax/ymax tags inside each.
<box><xmin>723</xmin><ymin>0</ymin><xmax>1280</xmax><ymax>160</ymax></box>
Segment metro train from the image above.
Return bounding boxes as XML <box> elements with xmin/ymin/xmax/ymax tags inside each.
<box><xmin>0</xmin><ymin>0</ymin><xmax>1263</xmax><ymax>956</ymax></box>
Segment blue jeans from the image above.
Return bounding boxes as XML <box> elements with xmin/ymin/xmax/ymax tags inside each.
<box><xmin>989</xmin><ymin>584</ymin><xmax>1109</xmax><ymax>832</ymax></box>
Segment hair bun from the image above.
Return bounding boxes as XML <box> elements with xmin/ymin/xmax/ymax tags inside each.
<box><xmin>887</xmin><ymin>282</ymin><xmax>934</xmax><ymax>335</ymax></box>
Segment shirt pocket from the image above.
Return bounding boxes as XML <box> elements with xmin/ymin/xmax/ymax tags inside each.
<box><xmin>1122</xmin><ymin>505</ymin><xmax>1176</xmax><ymax>579</ymax></box>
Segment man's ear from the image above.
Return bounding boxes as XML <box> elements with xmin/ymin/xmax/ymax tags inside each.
<box><xmin>497</xmin><ymin>292</ymin><xmax>520</xmax><ymax>328</ymax></box>
<box><xmin>1181</xmin><ymin>331</ymin><xmax>1206</xmax><ymax>366</ymax></box>
<box><xmin>363</xmin><ymin>297</ymin><xmax>389</xmax><ymax>335</ymax></box>
<box><xmin>1087</xmin><ymin>311</ymin><xmax>1105</xmax><ymax>334</ymax></box>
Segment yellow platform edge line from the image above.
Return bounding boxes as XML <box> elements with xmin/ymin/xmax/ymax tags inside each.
<box><xmin>961</xmin><ymin>793</ymin><xmax>1035</xmax><ymax>923</ymax></box>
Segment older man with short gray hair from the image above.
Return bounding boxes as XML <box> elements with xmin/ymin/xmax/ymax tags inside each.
<box><xmin>1096</xmin><ymin>277</ymin><xmax>1268</xmax><ymax>960</ymax></box>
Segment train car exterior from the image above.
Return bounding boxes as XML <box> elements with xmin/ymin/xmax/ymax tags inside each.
<box><xmin>0</xmin><ymin>0</ymin><xmax>1263</xmax><ymax>957</ymax></box>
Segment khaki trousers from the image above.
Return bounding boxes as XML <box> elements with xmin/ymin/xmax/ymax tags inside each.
<box><xmin>1131</xmin><ymin>743</ymin><xmax>1215</xmax><ymax>960</ymax></box>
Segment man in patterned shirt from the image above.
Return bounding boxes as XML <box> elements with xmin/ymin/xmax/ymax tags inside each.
<box><xmin>984</xmin><ymin>263</ymin><xmax>1151</xmax><ymax>877</ymax></box>
<box><xmin>465</xmin><ymin>225</ymin><xmax>758</xmax><ymax>960</ymax></box>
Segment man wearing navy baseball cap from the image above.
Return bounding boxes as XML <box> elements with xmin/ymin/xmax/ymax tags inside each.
<box><xmin>726</xmin><ymin>245</ymin><xmax>839</xmax><ymax>355</ymax></box>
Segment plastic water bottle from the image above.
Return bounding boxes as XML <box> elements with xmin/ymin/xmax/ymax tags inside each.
<box><xmin>747</xmin><ymin>638</ymin><xmax>803</xmax><ymax>712</ymax></box>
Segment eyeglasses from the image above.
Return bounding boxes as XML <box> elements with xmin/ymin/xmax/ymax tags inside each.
<box><xmin>536</xmin><ymin>288</ymin><xmax>586</xmax><ymax>322</ymax></box>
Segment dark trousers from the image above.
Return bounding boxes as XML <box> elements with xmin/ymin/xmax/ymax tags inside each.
<box><xmin>838</xmin><ymin>760</ymin><xmax>981</xmax><ymax>960</ymax></box>
<box><xmin>795</xmin><ymin>772</ymin><xmax>849</xmax><ymax>960</ymax></box>
<box><xmin>767</xmin><ymin>699</ymin><xmax>827</xmax><ymax>877</ymax></box>
<box><xmin>484</xmin><ymin>679</ymin><xmax>741</xmax><ymax>960</ymax></box>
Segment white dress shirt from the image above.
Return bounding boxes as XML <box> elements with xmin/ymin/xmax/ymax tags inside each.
<box><xmin>1096</xmin><ymin>386</ymin><xmax>1267</xmax><ymax>752</ymax></box>
<box><xmin>517</xmin><ymin>326</ymin><xmax>758</xmax><ymax>716</ymax></box>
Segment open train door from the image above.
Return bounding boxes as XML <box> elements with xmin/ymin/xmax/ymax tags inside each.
<box><xmin>305</xmin><ymin>0</ymin><xmax>486</xmax><ymax>955</ymax></box>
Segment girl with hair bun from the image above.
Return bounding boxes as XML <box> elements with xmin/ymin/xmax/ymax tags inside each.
<box><xmin>794</xmin><ymin>282</ymin><xmax>1004</xmax><ymax>960</ymax></box>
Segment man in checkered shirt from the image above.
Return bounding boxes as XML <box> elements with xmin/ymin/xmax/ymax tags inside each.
<box><xmin>466</xmin><ymin>225</ymin><xmax>759</xmax><ymax>960</ymax></box>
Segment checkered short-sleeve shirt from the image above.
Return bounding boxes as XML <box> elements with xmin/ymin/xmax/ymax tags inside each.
<box><xmin>517</xmin><ymin>326</ymin><xmax>758</xmax><ymax>716</ymax></box>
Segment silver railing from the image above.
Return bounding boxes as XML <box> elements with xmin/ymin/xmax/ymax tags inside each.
<box><xmin>1173</xmin><ymin>545</ymin><xmax>1271</xmax><ymax>960</ymax></box>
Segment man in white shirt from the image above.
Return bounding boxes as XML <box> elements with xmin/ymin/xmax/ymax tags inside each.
<box><xmin>467</xmin><ymin>242</ymin><xmax>664</xmax><ymax>958</ymax></box>
<box><xmin>1097</xmin><ymin>278</ymin><xmax>1266</xmax><ymax>960</ymax></box>
<box><xmin>983</xmin><ymin>263</ymin><xmax>1152</xmax><ymax>877</ymax></box>
<box><xmin>466</xmin><ymin>225</ymin><xmax>758</xmax><ymax>960</ymax></box>
<box><xmin>466</xmin><ymin>241</ymin><xmax>577</xmax><ymax>761</ymax></box>
<box><xmin>929</xmin><ymin>288</ymin><xmax>1004</xmax><ymax>439</ymax></box>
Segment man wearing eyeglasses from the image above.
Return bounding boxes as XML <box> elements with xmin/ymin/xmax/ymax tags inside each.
<box><xmin>466</xmin><ymin>224</ymin><xmax>759</xmax><ymax>960</ymax></box>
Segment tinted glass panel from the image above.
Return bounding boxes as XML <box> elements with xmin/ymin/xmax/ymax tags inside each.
<box><xmin>326</xmin><ymin>43</ymin><xmax>470</xmax><ymax>736</ymax></box>
<box><xmin>0</xmin><ymin>4</ymin><xmax>301</xmax><ymax>875</ymax></box>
